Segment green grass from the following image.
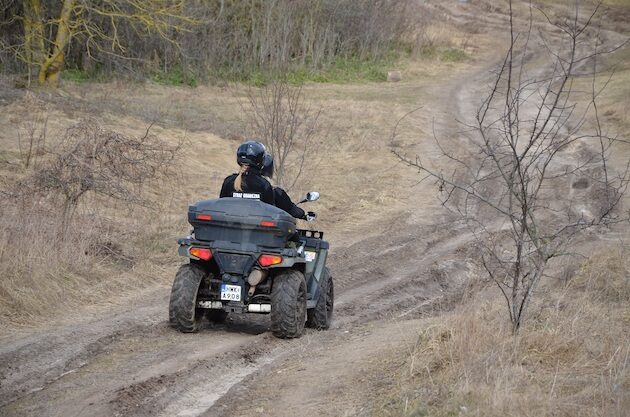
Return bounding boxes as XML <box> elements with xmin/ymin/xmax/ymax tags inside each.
<box><xmin>418</xmin><ymin>47</ymin><xmax>469</xmax><ymax>63</ymax></box>
<box><xmin>63</xmin><ymin>68</ymin><xmax>96</xmax><ymax>83</ymax></box>
<box><xmin>287</xmin><ymin>57</ymin><xmax>390</xmax><ymax>84</ymax></box>
<box><xmin>60</xmin><ymin>43</ymin><xmax>466</xmax><ymax>88</ymax></box>
<box><xmin>212</xmin><ymin>56</ymin><xmax>392</xmax><ymax>86</ymax></box>
<box><xmin>149</xmin><ymin>66</ymin><xmax>198</xmax><ymax>87</ymax></box>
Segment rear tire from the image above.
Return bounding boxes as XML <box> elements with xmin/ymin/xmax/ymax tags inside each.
<box><xmin>270</xmin><ymin>270</ymin><xmax>307</xmax><ymax>338</ymax></box>
<box><xmin>306</xmin><ymin>267</ymin><xmax>334</xmax><ymax>330</ymax></box>
<box><xmin>169</xmin><ymin>263</ymin><xmax>205</xmax><ymax>332</ymax></box>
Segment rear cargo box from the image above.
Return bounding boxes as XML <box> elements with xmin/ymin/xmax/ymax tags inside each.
<box><xmin>188</xmin><ymin>198</ymin><xmax>297</xmax><ymax>248</ymax></box>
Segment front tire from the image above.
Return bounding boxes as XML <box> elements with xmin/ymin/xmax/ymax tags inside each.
<box><xmin>169</xmin><ymin>263</ymin><xmax>205</xmax><ymax>332</ymax></box>
<box><xmin>271</xmin><ymin>270</ymin><xmax>307</xmax><ymax>338</ymax></box>
<box><xmin>306</xmin><ymin>267</ymin><xmax>334</xmax><ymax>330</ymax></box>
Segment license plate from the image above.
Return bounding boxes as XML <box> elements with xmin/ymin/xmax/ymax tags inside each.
<box><xmin>304</xmin><ymin>251</ymin><xmax>317</xmax><ymax>262</ymax></box>
<box><xmin>220</xmin><ymin>284</ymin><xmax>241</xmax><ymax>301</ymax></box>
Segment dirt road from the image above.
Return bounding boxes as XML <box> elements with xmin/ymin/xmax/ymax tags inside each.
<box><xmin>1</xmin><ymin>1</ymin><xmax>625</xmax><ymax>416</ymax></box>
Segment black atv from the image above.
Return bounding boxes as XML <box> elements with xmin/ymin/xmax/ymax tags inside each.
<box><xmin>169</xmin><ymin>192</ymin><xmax>333</xmax><ymax>338</ymax></box>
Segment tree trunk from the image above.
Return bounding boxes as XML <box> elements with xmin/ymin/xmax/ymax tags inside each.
<box><xmin>22</xmin><ymin>0</ymin><xmax>46</xmax><ymax>86</ymax></box>
<box><xmin>38</xmin><ymin>0</ymin><xmax>75</xmax><ymax>86</ymax></box>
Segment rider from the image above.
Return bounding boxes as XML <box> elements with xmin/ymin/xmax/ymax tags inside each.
<box><xmin>220</xmin><ymin>140</ymin><xmax>275</xmax><ymax>205</ymax></box>
<box><xmin>261</xmin><ymin>152</ymin><xmax>315</xmax><ymax>221</ymax></box>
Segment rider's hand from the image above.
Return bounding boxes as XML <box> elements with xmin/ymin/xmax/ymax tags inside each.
<box><xmin>305</xmin><ymin>211</ymin><xmax>317</xmax><ymax>222</ymax></box>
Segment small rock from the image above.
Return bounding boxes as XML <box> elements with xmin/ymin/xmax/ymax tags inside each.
<box><xmin>387</xmin><ymin>70</ymin><xmax>402</xmax><ymax>82</ymax></box>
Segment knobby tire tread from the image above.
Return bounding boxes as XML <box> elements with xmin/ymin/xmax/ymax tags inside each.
<box><xmin>169</xmin><ymin>263</ymin><xmax>205</xmax><ymax>333</ymax></box>
<box><xmin>306</xmin><ymin>267</ymin><xmax>334</xmax><ymax>330</ymax></box>
<box><xmin>270</xmin><ymin>269</ymin><xmax>307</xmax><ymax>339</ymax></box>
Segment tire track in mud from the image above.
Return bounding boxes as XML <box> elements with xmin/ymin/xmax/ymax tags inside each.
<box><xmin>0</xmin><ymin>301</ymin><xmax>167</xmax><ymax>409</ymax></box>
<box><xmin>103</xmin><ymin>214</ymin><xmax>477</xmax><ymax>417</ymax></box>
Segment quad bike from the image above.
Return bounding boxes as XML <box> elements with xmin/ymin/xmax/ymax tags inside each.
<box><xmin>169</xmin><ymin>192</ymin><xmax>333</xmax><ymax>338</ymax></box>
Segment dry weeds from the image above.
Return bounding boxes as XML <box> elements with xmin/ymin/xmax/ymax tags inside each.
<box><xmin>0</xmin><ymin>107</ymin><xmax>185</xmax><ymax>328</ymax></box>
<box><xmin>377</xmin><ymin>249</ymin><xmax>630</xmax><ymax>417</ymax></box>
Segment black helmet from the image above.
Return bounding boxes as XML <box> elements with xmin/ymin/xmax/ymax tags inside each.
<box><xmin>262</xmin><ymin>152</ymin><xmax>274</xmax><ymax>179</ymax></box>
<box><xmin>236</xmin><ymin>140</ymin><xmax>266</xmax><ymax>170</ymax></box>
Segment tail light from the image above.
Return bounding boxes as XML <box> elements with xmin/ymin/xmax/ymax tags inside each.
<box><xmin>196</xmin><ymin>214</ymin><xmax>212</xmax><ymax>221</ymax></box>
<box><xmin>258</xmin><ymin>254</ymin><xmax>283</xmax><ymax>267</ymax></box>
<box><xmin>189</xmin><ymin>247</ymin><xmax>212</xmax><ymax>260</ymax></box>
<box><xmin>260</xmin><ymin>221</ymin><xmax>276</xmax><ymax>227</ymax></box>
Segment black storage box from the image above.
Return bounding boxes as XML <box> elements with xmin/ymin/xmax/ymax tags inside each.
<box><xmin>188</xmin><ymin>198</ymin><xmax>297</xmax><ymax>248</ymax></box>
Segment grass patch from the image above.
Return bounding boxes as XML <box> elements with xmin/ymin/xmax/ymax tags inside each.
<box><xmin>149</xmin><ymin>66</ymin><xmax>198</xmax><ymax>87</ymax></box>
<box><xmin>418</xmin><ymin>47</ymin><xmax>469</xmax><ymax>62</ymax></box>
<box><xmin>62</xmin><ymin>65</ymin><xmax>114</xmax><ymax>84</ymax></box>
<box><xmin>63</xmin><ymin>68</ymin><xmax>93</xmax><ymax>83</ymax></box>
<box><xmin>287</xmin><ymin>57</ymin><xmax>390</xmax><ymax>84</ymax></box>
<box><xmin>212</xmin><ymin>56</ymin><xmax>394</xmax><ymax>86</ymax></box>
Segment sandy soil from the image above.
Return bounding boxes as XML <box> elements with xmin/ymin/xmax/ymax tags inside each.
<box><xmin>1</xmin><ymin>1</ymin><xmax>627</xmax><ymax>416</ymax></box>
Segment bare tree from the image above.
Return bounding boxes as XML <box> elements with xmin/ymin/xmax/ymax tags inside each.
<box><xmin>20</xmin><ymin>119</ymin><xmax>179</xmax><ymax>233</ymax></box>
<box><xmin>241</xmin><ymin>79</ymin><xmax>322</xmax><ymax>191</ymax></box>
<box><xmin>2</xmin><ymin>0</ymin><xmax>193</xmax><ymax>86</ymax></box>
<box><xmin>393</xmin><ymin>1</ymin><xmax>629</xmax><ymax>333</ymax></box>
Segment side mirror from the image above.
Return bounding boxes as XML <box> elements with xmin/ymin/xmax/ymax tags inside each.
<box><xmin>306</xmin><ymin>191</ymin><xmax>320</xmax><ymax>202</ymax></box>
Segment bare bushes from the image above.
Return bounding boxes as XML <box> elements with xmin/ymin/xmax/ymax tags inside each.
<box><xmin>379</xmin><ymin>253</ymin><xmax>630</xmax><ymax>416</ymax></box>
<box><xmin>16</xmin><ymin>97</ymin><xmax>49</xmax><ymax>169</ymax></box>
<box><xmin>146</xmin><ymin>0</ymin><xmax>415</xmax><ymax>80</ymax></box>
<box><xmin>241</xmin><ymin>80</ymin><xmax>323</xmax><ymax>191</ymax></box>
<box><xmin>20</xmin><ymin>119</ymin><xmax>179</xmax><ymax>233</ymax></box>
<box><xmin>393</xmin><ymin>1</ymin><xmax>629</xmax><ymax>332</ymax></box>
<box><xmin>0</xmin><ymin>119</ymin><xmax>179</xmax><ymax>326</ymax></box>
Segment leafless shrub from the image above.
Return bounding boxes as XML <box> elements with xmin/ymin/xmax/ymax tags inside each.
<box><xmin>16</xmin><ymin>93</ymin><xmax>49</xmax><ymax>169</ymax></box>
<box><xmin>176</xmin><ymin>0</ymin><xmax>416</xmax><ymax>79</ymax></box>
<box><xmin>19</xmin><ymin>119</ymin><xmax>180</xmax><ymax>233</ymax></box>
<box><xmin>241</xmin><ymin>79</ymin><xmax>322</xmax><ymax>191</ymax></box>
<box><xmin>393</xmin><ymin>1</ymin><xmax>630</xmax><ymax>333</ymax></box>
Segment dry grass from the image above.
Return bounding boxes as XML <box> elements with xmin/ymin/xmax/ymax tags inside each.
<box><xmin>0</xmin><ymin>96</ymin><xmax>191</xmax><ymax>329</ymax></box>
<box><xmin>0</xmin><ymin>199</ymin><xmax>172</xmax><ymax>326</ymax></box>
<box><xmin>376</xmin><ymin>249</ymin><xmax>630</xmax><ymax>417</ymax></box>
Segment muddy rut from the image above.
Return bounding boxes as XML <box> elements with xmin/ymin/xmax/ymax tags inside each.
<box><xmin>1</xmin><ymin>1</ymin><xmax>625</xmax><ymax>416</ymax></box>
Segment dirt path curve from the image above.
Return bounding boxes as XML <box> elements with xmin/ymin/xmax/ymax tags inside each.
<box><xmin>5</xmin><ymin>1</ymin><xmax>617</xmax><ymax>415</ymax></box>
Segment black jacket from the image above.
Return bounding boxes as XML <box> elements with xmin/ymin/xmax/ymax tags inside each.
<box><xmin>274</xmin><ymin>187</ymin><xmax>306</xmax><ymax>220</ymax></box>
<box><xmin>220</xmin><ymin>171</ymin><xmax>275</xmax><ymax>205</ymax></box>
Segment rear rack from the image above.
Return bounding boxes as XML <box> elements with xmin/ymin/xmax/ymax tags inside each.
<box><xmin>296</xmin><ymin>229</ymin><xmax>328</xmax><ymax>250</ymax></box>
